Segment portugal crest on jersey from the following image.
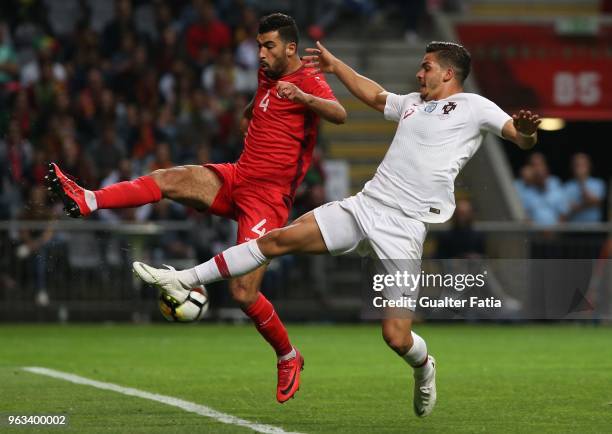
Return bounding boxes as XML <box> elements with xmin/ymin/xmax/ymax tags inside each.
<box><xmin>442</xmin><ymin>102</ymin><xmax>457</xmax><ymax>114</ymax></box>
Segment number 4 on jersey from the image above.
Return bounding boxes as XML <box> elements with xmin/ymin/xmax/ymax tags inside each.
<box><xmin>259</xmin><ymin>90</ymin><xmax>271</xmax><ymax>112</ymax></box>
<box><xmin>251</xmin><ymin>219</ymin><xmax>267</xmax><ymax>237</ymax></box>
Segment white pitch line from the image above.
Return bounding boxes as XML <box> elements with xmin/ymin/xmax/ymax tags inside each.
<box><xmin>22</xmin><ymin>367</ymin><xmax>302</xmax><ymax>434</ymax></box>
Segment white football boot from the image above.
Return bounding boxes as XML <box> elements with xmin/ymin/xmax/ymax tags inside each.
<box><xmin>413</xmin><ymin>355</ymin><xmax>437</xmax><ymax>417</ymax></box>
<box><xmin>133</xmin><ymin>262</ymin><xmax>191</xmax><ymax>302</ymax></box>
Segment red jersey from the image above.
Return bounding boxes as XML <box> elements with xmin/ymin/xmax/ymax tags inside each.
<box><xmin>236</xmin><ymin>65</ymin><xmax>337</xmax><ymax>197</ymax></box>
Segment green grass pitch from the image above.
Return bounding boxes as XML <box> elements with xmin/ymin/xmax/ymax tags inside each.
<box><xmin>0</xmin><ymin>323</ymin><xmax>611</xmax><ymax>433</ymax></box>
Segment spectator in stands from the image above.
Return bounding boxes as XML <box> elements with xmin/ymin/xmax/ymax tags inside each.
<box><xmin>306</xmin><ymin>0</ymin><xmax>379</xmax><ymax>41</ymax></box>
<box><xmin>102</xmin><ymin>0</ymin><xmax>141</xmax><ymax>57</ymax></box>
<box><xmin>16</xmin><ymin>185</ymin><xmax>61</xmax><ymax>306</ymax></box>
<box><xmin>31</xmin><ymin>59</ymin><xmax>63</xmax><ymax>113</ymax></box>
<box><xmin>58</xmin><ymin>130</ymin><xmax>96</xmax><ymax>188</ymax></box>
<box><xmin>202</xmin><ymin>48</ymin><xmax>255</xmax><ymax>95</ymax></box>
<box><xmin>25</xmin><ymin>148</ymin><xmax>49</xmax><ymax>188</ymax></box>
<box><xmin>91</xmin><ymin>122</ymin><xmax>126</xmax><ymax>181</ymax></box>
<box><xmin>185</xmin><ymin>0</ymin><xmax>231</xmax><ymax>67</ymax></box>
<box><xmin>176</xmin><ymin>87</ymin><xmax>218</xmax><ymax>157</ymax></box>
<box><xmin>514</xmin><ymin>163</ymin><xmax>534</xmax><ymax>204</ymax></box>
<box><xmin>564</xmin><ymin>153</ymin><xmax>606</xmax><ymax>222</ymax></box>
<box><xmin>77</xmin><ymin>67</ymin><xmax>106</xmax><ymax>139</ymax></box>
<box><xmin>234</xmin><ymin>7</ymin><xmax>260</xmax><ymax>72</ymax></box>
<box><xmin>12</xmin><ymin>89</ymin><xmax>36</xmax><ymax>140</ymax></box>
<box><xmin>0</xmin><ymin>121</ymin><xmax>29</xmax><ymax>219</ymax></box>
<box><xmin>404</xmin><ymin>0</ymin><xmax>427</xmax><ymax>44</ymax></box>
<box><xmin>155</xmin><ymin>25</ymin><xmax>180</xmax><ymax>75</ymax></box>
<box><xmin>156</xmin><ymin>104</ymin><xmax>179</xmax><ymax>150</ymax></box>
<box><xmin>20</xmin><ymin>36</ymin><xmax>66</xmax><ymax>88</ymax></box>
<box><xmin>127</xmin><ymin>107</ymin><xmax>162</xmax><ymax>173</ymax></box>
<box><xmin>153</xmin><ymin>1</ymin><xmax>182</xmax><ymax>39</ymax></box>
<box><xmin>292</xmin><ymin>148</ymin><xmax>327</xmax><ymax>216</ymax></box>
<box><xmin>96</xmin><ymin>88</ymin><xmax>118</xmax><ymax>131</ymax></box>
<box><xmin>97</xmin><ymin>158</ymin><xmax>147</xmax><ymax>223</ymax></box>
<box><xmin>0</xmin><ymin>120</ymin><xmax>33</xmax><ymax>202</ymax></box>
<box><xmin>147</xmin><ymin>142</ymin><xmax>174</xmax><ymax>173</ymax></box>
<box><xmin>436</xmin><ymin>198</ymin><xmax>485</xmax><ymax>259</ymax></box>
<box><xmin>518</xmin><ymin>153</ymin><xmax>568</xmax><ymax>225</ymax></box>
<box><xmin>0</xmin><ymin>21</ymin><xmax>19</xmax><ymax>87</ymax></box>
<box><xmin>382</xmin><ymin>0</ymin><xmax>426</xmax><ymax>44</ymax></box>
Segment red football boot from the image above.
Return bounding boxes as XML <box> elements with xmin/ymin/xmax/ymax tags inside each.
<box><xmin>45</xmin><ymin>163</ymin><xmax>92</xmax><ymax>218</ymax></box>
<box><xmin>276</xmin><ymin>349</ymin><xmax>304</xmax><ymax>403</ymax></box>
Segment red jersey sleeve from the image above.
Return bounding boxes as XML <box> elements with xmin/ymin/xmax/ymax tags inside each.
<box><xmin>300</xmin><ymin>73</ymin><xmax>337</xmax><ymax>101</ymax></box>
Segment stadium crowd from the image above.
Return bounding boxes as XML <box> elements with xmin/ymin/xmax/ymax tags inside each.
<box><xmin>0</xmin><ymin>0</ymin><xmax>332</xmax><ymax>305</ymax></box>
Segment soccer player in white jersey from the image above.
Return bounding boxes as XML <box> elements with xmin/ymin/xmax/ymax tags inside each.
<box><xmin>132</xmin><ymin>41</ymin><xmax>540</xmax><ymax>417</ymax></box>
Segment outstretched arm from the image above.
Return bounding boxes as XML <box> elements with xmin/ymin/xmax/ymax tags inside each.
<box><xmin>304</xmin><ymin>41</ymin><xmax>389</xmax><ymax>112</ymax></box>
<box><xmin>502</xmin><ymin>110</ymin><xmax>541</xmax><ymax>150</ymax></box>
<box><xmin>276</xmin><ymin>80</ymin><xmax>347</xmax><ymax>124</ymax></box>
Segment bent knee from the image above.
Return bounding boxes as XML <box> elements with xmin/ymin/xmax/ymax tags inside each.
<box><xmin>150</xmin><ymin>166</ymin><xmax>188</xmax><ymax>197</ymax></box>
<box><xmin>382</xmin><ymin>329</ymin><xmax>412</xmax><ymax>355</ymax></box>
<box><xmin>229</xmin><ymin>281</ymin><xmax>259</xmax><ymax>306</ymax></box>
<box><xmin>258</xmin><ymin>229</ymin><xmax>291</xmax><ymax>257</ymax></box>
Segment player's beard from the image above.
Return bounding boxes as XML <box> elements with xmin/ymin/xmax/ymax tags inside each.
<box><xmin>264</xmin><ymin>57</ymin><xmax>288</xmax><ymax>80</ymax></box>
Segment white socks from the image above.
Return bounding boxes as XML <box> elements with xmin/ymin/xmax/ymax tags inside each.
<box><xmin>402</xmin><ymin>331</ymin><xmax>432</xmax><ymax>378</ymax></box>
<box><xmin>84</xmin><ymin>189</ymin><xmax>98</xmax><ymax>212</ymax></box>
<box><xmin>187</xmin><ymin>240</ymin><xmax>268</xmax><ymax>286</ymax></box>
<box><xmin>278</xmin><ymin>347</ymin><xmax>296</xmax><ymax>362</ymax></box>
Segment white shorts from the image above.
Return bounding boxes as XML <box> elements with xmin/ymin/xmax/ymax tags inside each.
<box><xmin>313</xmin><ymin>192</ymin><xmax>427</xmax><ymax>310</ymax></box>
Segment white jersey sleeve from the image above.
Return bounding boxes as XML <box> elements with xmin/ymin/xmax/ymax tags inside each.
<box><xmin>384</xmin><ymin>93</ymin><xmax>409</xmax><ymax>122</ymax></box>
<box><xmin>471</xmin><ymin>94</ymin><xmax>512</xmax><ymax>137</ymax></box>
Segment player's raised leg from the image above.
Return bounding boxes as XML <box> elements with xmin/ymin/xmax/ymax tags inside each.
<box><xmin>382</xmin><ymin>315</ymin><xmax>436</xmax><ymax>417</ymax></box>
<box><xmin>45</xmin><ymin>163</ymin><xmax>221</xmax><ymax>217</ymax></box>
<box><xmin>133</xmin><ymin>212</ymin><xmax>328</xmax><ymax>296</ymax></box>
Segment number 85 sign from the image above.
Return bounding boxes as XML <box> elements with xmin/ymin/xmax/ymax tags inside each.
<box><xmin>554</xmin><ymin>72</ymin><xmax>601</xmax><ymax>107</ymax></box>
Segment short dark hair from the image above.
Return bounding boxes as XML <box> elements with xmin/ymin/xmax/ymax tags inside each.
<box><xmin>258</xmin><ymin>13</ymin><xmax>299</xmax><ymax>46</ymax></box>
<box><xmin>426</xmin><ymin>41</ymin><xmax>471</xmax><ymax>83</ymax></box>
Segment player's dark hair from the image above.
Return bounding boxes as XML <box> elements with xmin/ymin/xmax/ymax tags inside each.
<box><xmin>258</xmin><ymin>13</ymin><xmax>299</xmax><ymax>46</ymax></box>
<box><xmin>426</xmin><ymin>41</ymin><xmax>471</xmax><ymax>83</ymax></box>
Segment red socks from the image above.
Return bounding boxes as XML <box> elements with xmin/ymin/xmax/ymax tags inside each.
<box><xmin>94</xmin><ymin>176</ymin><xmax>162</xmax><ymax>209</ymax></box>
<box><xmin>244</xmin><ymin>293</ymin><xmax>293</xmax><ymax>357</ymax></box>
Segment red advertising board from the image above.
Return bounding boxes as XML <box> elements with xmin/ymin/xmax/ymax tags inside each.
<box><xmin>455</xmin><ymin>22</ymin><xmax>612</xmax><ymax>120</ymax></box>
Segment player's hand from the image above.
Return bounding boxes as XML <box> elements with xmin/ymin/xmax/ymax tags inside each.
<box><xmin>276</xmin><ymin>81</ymin><xmax>309</xmax><ymax>104</ymax></box>
<box><xmin>303</xmin><ymin>41</ymin><xmax>338</xmax><ymax>74</ymax></box>
<box><xmin>512</xmin><ymin>110</ymin><xmax>541</xmax><ymax>136</ymax></box>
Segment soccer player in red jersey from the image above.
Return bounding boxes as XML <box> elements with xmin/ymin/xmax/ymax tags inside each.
<box><xmin>46</xmin><ymin>13</ymin><xmax>346</xmax><ymax>403</ymax></box>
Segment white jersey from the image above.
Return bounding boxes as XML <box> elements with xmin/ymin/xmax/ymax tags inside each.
<box><xmin>362</xmin><ymin>92</ymin><xmax>512</xmax><ymax>223</ymax></box>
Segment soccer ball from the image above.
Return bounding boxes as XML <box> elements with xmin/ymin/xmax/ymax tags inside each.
<box><xmin>158</xmin><ymin>287</ymin><xmax>209</xmax><ymax>322</ymax></box>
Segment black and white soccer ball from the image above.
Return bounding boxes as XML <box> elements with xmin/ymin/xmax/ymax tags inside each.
<box><xmin>158</xmin><ymin>287</ymin><xmax>209</xmax><ymax>322</ymax></box>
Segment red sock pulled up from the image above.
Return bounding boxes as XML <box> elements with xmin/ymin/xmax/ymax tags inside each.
<box><xmin>244</xmin><ymin>293</ymin><xmax>293</xmax><ymax>357</ymax></box>
<box><xmin>94</xmin><ymin>176</ymin><xmax>162</xmax><ymax>209</ymax></box>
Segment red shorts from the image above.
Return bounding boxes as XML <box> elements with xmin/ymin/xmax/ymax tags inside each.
<box><xmin>205</xmin><ymin>163</ymin><xmax>292</xmax><ymax>244</ymax></box>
